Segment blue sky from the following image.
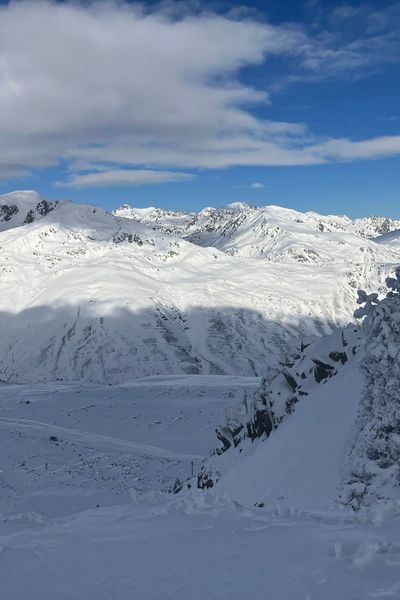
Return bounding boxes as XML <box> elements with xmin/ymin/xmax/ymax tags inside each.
<box><xmin>0</xmin><ymin>0</ymin><xmax>399</xmax><ymax>217</ymax></box>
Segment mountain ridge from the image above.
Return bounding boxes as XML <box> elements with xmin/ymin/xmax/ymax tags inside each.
<box><xmin>114</xmin><ymin>201</ymin><xmax>400</xmax><ymax>264</ymax></box>
<box><xmin>1</xmin><ymin>190</ymin><xmax>399</xmax><ymax>383</ymax></box>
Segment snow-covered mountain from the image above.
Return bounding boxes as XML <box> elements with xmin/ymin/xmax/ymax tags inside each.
<box><xmin>0</xmin><ymin>190</ymin><xmax>399</xmax><ymax>384</ymax></box>
<box><xmin>115</xmin><ymin>201</ymin><xmax>400</xmax><ymax>264</ymax></box>
<box><xmin>374</xmin><ymin>228</ymin><xmax>400</xmax><ymax>249</ymax></box>
<box><xmin>2</xmin><ymin>192</ymin><xmax>400</xmax><ymax>600</ymax></box>
<box><xmin>0</xmin><ymin>190</ymin><xmax>58</xmax><ymax>232</ymax></box>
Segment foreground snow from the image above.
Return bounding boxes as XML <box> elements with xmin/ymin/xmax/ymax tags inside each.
<box><xmin>1</xmin><ymin>374</ymin><xmax>399</xmax><ymax>599</ymax></box>
<box><xmin>2</xmin><ymin>491</ymin><xmax>400</xmax><ymax>600</ymax></box>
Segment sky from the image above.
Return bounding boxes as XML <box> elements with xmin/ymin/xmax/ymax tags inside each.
<box><xmin>0</xmin><ymin>0</ymin><xmax>399</xmax><ymax>217</ymax></box>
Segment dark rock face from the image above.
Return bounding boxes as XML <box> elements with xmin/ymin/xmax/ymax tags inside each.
<box><xmin>0</xmin><ymin>204</ymin><xmax>18</xmax><ymax>222</ymax></box>
<box><xmin>216</xmin><ymin>427</ymin><xmax>232</xmax><ymax>452</ymax></box>
<box><xmin>215</xmin><ymin>423</ymin><xmax>244</xmax><ymax>454</ymax></box>
<box><xmin>23</xmin><ymin>210</ymin><xmax>35</xmax><ymax>224</ymax></box>
<box><xmin>112</xmin><ymin>231</ymin><xmax>154</xmax><ymax>246</ymax></box>
<box><xmin>329</xmin><ymin>351</ymin><xmax>348</xmax><ymax>365</ymax></box>
<box><xmin>312</xmin><ymin>359</ymin><xmax>336</xmax><ymax>383</ymax></box>
<box><xmin>246</xmin><ymin>406</ymin><xmax>273</xmax><ymax>440</ymax></box>
<box><xmin>172</xmin><ymin>478</ymin><xmax>183</xmax><ymax>494</ymax></box>
<box><xmin>285</xmin><ymin>395</ymin><xmax>299</xmax><ymax>414</ymax></box>
<box><xmin>36</xmin><ymin>199</ymin><xmax>54</xmax><ymax>216</ymax></box>
<box><xmin>197</xmin><ymin>466</ymin><xmax>216</xmax><ymax>489</ymax></box>
<box><xmin>282</xmin><ymin>370</ymin><xmax>298</xmax><ymax>392</ymax></box>
<box><xmin>24</xmin><ymin>200</ymin><xmax>56</xmax><ymax>225</ymax></box>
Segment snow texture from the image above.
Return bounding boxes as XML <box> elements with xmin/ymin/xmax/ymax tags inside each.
<box><xmin>1</xmin><ymin>192</ymin><xmax>400</xmax><ymax>598</ymax></box>
<box><xmin>1</xmin><ymin>191</ymin><xmax>399</xmax><ymax>384</ymax></box>
<box><xmin>342</xmin><ymin>268</ymin><xmax>400</xmax><ymax>508</ymax></box>
<box><xmin>1</xmin><ymin>376</ymin><xmax>400</xmax><ymax>600</ymax></box>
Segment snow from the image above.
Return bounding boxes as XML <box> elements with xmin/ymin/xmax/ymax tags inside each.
<box><xmin>375</xmin><ymin>228</ymin><xmax>400</xmax><ymax>248</ymax></box>
<box><xmin>216</xmin><ymin>366</ymin><xmax>363</xmax><ymax>509</ymax></box>
<box><xmin>1</xmin><ymin>192</ymin><xmax>400</xmax><ymax>598</ymax></box>
<box><xmin>2</xmin><ymin>489</ymin><xmax>400</xmax><ymax>600</ymax></box>
<box><xmin>0</xmin><ymin>192</ymin><xmax>399</xmax><ymax>383</ymax></box>
<box><xmin>1</xmin><ymin>375</ymin><xmax>400</xmax><ymax>600</ymax></box>
<box><xmin>342</xmin><ymin>271</ymin><xmax>400</xmax><ymax>508</ymax></box>
<box><xmin>0</xmin><ymin>190</ymin><xmax>53</xmax><ymax>232</ymax></box>
<box><xmin>115</xmin><ymin>200</ymin><xmax>400</xmax><ymax>264</ymax></box>
<box><xmin>0</xmin><ymin>376</ymin><xmax>259</xmax><ymax>517</ymax></box>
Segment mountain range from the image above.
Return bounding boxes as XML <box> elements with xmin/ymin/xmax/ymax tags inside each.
<box><xmin>1</xmin><ymin>189</ymin><xmax>399</xmax><ymax>383</ymax></box>
<box><xmin>2</xmin><ymin>189</ymin><xmax>400</xmax><ymax>599</ymax></box>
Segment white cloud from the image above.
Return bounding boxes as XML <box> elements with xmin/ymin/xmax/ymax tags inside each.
<box><xmin>56</xmin><ymin>169</ymin><xmax>194</xmax><ymax>188</ymax></box>
<box><xmin>249</xmin><ymin>182</ymin><xmax>265</xmax><ymax>190</ymax></box>
<box><xmin>0</xmin><ymin>0</ymin><xmax>399</xmax><ymax>185</ymax></box>
<box><xmin>310</xmin><ymin>135</ymin><xmax>400</xmax><ymax>161</ymax></box>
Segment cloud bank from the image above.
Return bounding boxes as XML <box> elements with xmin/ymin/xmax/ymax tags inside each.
<box><xmin>56</xmin><ymin>169</ymin><xmax>194</xmax><ymax>188</ymax></box>
<box><xmin>0</xmin><ymin>0</ymin><xmax>399</xmax><ymax>186</ymax></box>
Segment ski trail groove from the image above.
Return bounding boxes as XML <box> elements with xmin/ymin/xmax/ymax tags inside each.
<box><xmin>0</xmin><ymin>417</ymin><xmax>203</xmax><ymax>461</ymax></box>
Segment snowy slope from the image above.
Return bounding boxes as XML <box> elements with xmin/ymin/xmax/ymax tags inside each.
<box><xmin>1</xmin><ymin>205</ymin><xmax>400</xmax><ymax>599</ymax></box>
<box><xmin>2</xmin><ymin>374</ymin><xmax>400</xmax><ymax>600</ymax></box>
<box><xmin>0</xmin><ymin>190</ymin><xmax>58</xmax><ymax>232</ymax></box>
<box><xmin>0</xmin><ymin>376</ymin><xmax>259</xmax><ymax>516</ymax></box>
<box><xmin>0</xmin><ymin>192</ymin><xmax>399</xmax><ymax>383</ymax></box>
<box><xmin>374</xmin><ymin>228</ymin><xmax>400</xmax><ymax>249</ymax></box>
<box><xmin>115</xmin><ymin>201</ymin><xmax>400</xmax><ymax>264</ymax></box>
<box><xmin>215</xmin><ymin>365</ymin><xmax>362</xmax><ymax>509</ymax></box>
<box><xmin>3</xmin><ymin>492</ymin><xmax>400</xmax><ymax>600</ymax></box>
<box><xmin>188</xmin><ymin>326</ymin><xmax>363</xmax><ymax>510</ymax></box>
<box><xmin>183</xmin><ymin>205</ymin><xmax>390</xmax><ymax>264</ymax></box>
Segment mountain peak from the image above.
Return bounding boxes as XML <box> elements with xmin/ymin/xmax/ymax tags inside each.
<box><xmin>0</xmin><ymin>190</ymin><xmax>59</xmax><ymax>232</ymax></box>
<box><xmin>0</xmin><ymin>189</ymin><xmax>43</xmax><ymax>207</ymax></box>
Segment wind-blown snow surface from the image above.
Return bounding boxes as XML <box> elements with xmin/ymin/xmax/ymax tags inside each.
<box><xmin>3</xmin><ymin>496</ymin><xmax>400</xmax><ymax>600</ymax></box>
<box><xmin>1</xmin><ymin>191</ymin><xmax>400</xmax><ymax>383</ymax></box>
<box><xmin>2</xmin><ymin>376</ymin><xmax>400</xmax><ymax>600</ymax></box>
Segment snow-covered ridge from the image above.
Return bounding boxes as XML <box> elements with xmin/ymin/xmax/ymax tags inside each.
<box><xmin>114</xmin><ymin>201</ymin><xmax>400</xmax><ymax>265</ymax></box>
<box><xmin>374</xmin><ymin>228</ymin><xmax>400</xmax><ymax>248</ymax></box>
<box><xmin>0</xmin><ymin>190</ymin><xmax>59</xmax><ymax>232</ymax></box>
<box><xmin>187</xmin><ymin>325</ymin><xmax>363</xmax><ymax>509</ymax></box>
<box><xmin>0</xmin><ymin>191</ymin><xmax>399</xmax><ymax>384</ymax></box>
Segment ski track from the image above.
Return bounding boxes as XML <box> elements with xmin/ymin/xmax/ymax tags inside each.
<box><xmin>0</xmin><ymin>417</ymin><xmax>203</xmax><ymax>461</ymax></box>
